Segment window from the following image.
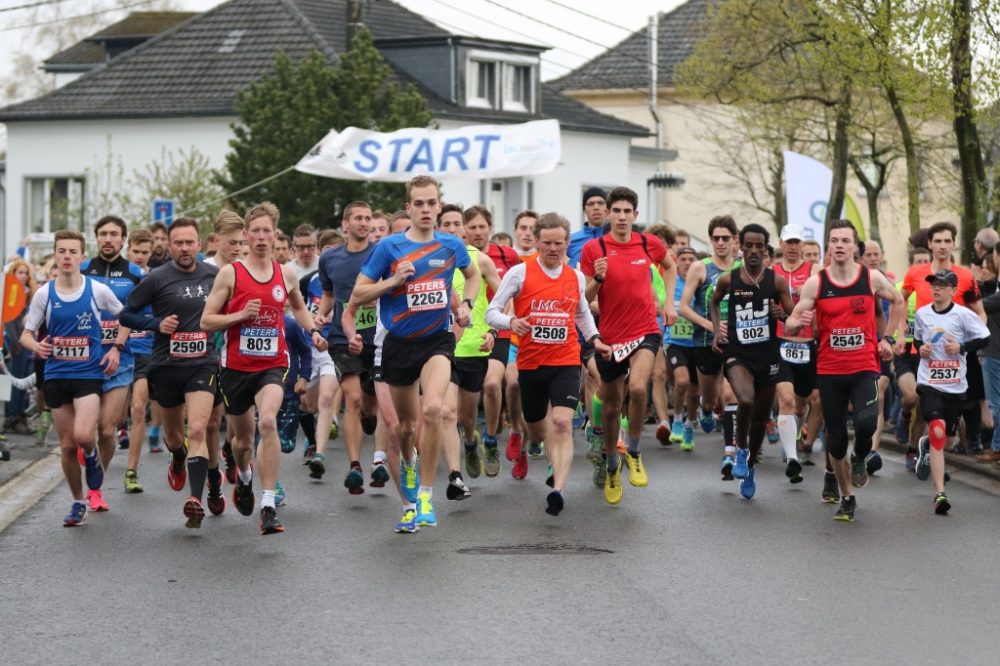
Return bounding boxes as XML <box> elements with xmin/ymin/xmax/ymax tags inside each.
<box><xmin>466</xmin><ymin>51</ymin><xmax>536</xmax><ymax>113</ymax></box>
<box><xmin>26</xmin><ymin>176</ymin><xmax>85</xmax><ymax>233</ymax></box>
<box><xmin>504</xmin><ymin>64</ymin><xmax>532</xmax><ymax>112</ymax></box>
<box><xmin>468</xmin><ymin>60</ymin><xmax>498</xmax><ymax>109</ymax></box>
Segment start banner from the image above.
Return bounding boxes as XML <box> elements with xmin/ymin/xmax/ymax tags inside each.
<box><xmin>296</xmin><ymin>119</ymin><xmax>560</xmax><ymax>182</ymax></box>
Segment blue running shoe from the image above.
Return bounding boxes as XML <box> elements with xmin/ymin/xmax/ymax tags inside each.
<box><xmin>895</xmin><ymin>410</ymin><xmax>910</xmax><ymax>445</ymax></box>
<box><xmin>915</xmin><ymin>436</ymin><xmax>931</xmax><ymax>481</ymax></box>
<box><xmin>415</xmin><ymin>492</ymin><xmax>437</xmax><ymax>527</ymax></box>
<box><xmin>400</xmin><ymin>460</ymin><xmax>419</xmax><ymax>503</ymax></box>
<box><xmin>274</xmin><ymin>480</ymin><xmax>286</xmax><ymax>507</ymax></box>
<box><xmin>740</xmin><ymin>467</ymin><xmax>757</xmax><ymax>499</ymax></box>
<box><xmin>699</xmin><ymin>406</ymin><xmax>716</xmax><ymax>434</ymax></box>
<box><xmin>63</xmin><ymin>501</ymin><xmax>88</xmax><ymax>527</ymax></box>
<box><xmin>865</xmin><ymin>450</ymin><xmax>883</xmax><ymax>475</ymax></box>
<box><xmin>344</xmin><ymin>466</ymin><xmax>365</xmax><ymax>495</ymax></box>
<box><xmin>670</xmin><ymin>420</ymin><xmax>684</xmax><ymax>443</ymax></box>
<box><xmin>732</xmin><ymin>448</ymin><xmax>750</xmax><ymax>479</ymax></box>
<box><xmin>395</xmin><ymin>506</ymin><xmax>419</xmax><ymax>533</ymax></box>
<box><xmin>681</xmin><ymin>423</ymin><xmax>695</xmax><ymax>451</ymax></box>
<box><xmin>83</xmin><ymin>449</ymin><xmax>104</xmax><ymax>491</ymax></box>
<box><xmin>572</xmin><ymin>404</ymin><xmax>587</xmax><ymax>430</ymax></box>
<box><xmin>720</xmin><ymin>455</ymin><xmax>735</xmax><ymax>481</ymax></box>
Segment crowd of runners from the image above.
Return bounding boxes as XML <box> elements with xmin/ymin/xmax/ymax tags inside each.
<box><xmin>5</xmin><ymin>175</ymin><xmax>999</xmax><ymax>534</ymax></box>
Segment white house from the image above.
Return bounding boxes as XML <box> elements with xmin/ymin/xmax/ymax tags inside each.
<box><xmin>0</xmin><ymin>0</ymin><xmax>661</xmax><ymax>259</ymax></box>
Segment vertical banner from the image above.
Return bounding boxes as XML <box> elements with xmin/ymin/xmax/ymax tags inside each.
<box><xmin>784</xmin><ymin>152</ymin><xmax>865</xmax><ymax>251</ymax></box>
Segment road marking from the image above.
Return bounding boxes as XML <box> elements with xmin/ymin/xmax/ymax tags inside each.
<box><xmin>0</xmin><ymin>449</ymin><xmax>63</xmax><ymax>534</ymax></box>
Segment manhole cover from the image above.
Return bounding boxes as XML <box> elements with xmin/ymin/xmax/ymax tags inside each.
<box><xmin>456</xmin><ymin>544</ymin><xmax>613</xmax><ymax>555</ymax></box>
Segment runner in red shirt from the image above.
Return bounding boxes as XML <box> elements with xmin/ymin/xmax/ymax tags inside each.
<box><xmin>579</xmin><ymin>186</ymin><xmax>676</xmax><ymax>505</ymax></box>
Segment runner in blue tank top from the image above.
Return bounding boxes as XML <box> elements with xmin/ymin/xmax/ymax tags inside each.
<box><xmin>20</xmin><ymin>230</ymin><xmax>124</xmax><ymax>527</ymax></box>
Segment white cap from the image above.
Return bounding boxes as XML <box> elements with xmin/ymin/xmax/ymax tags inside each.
<box><xmin>780</xmin><ymin>224</ymin><xmax>805</xmax><ymax>241</ymax></box>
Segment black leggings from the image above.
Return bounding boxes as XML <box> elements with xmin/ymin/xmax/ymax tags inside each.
<box><xmin>818</xmin><ymin>372</ymin><xmax>879</xmax><ymax>461</ymax></box>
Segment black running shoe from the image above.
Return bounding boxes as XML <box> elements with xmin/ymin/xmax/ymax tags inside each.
<box><xmin>222</xmin><ymin>440</ymin><xmax>237</xmax><ymax>485</ymax></box>
<box><xmin>821</xmin><ymin>472</ymin><xmax>840</xmax><ymax>503</ymax></box>
<box><xmin>934</xmin><ymin>492</ymin><xmax>951</xmax><ymax>515</ymax></box>
<box><xmin>259</xmin><ymin>506</ymin><xmax>284</xmax><ymax>535</ymax></box>
<box><xmin>206</xmin><ymin>476</ymin><xmax>226</xmax><ymax>516</ymax></box>
<box><xmin>785</xmin><ymin>458</ymin><xmax>804</xmax><ymax>484</ymax></box>
<box><xmin>850</xmin><ymin>454</ymin><xmax>868</xmax><ymax>488</ymax></box>
<box><xmin>233</xmin><ymin>476</ymin><xmax>255</xmax><ymax>516</ymax></box>
<box><xmin>446</xmin><ymin>473</ymin><xmax>471</xmax><ymax>501</ymax></box>
<box><xmin>834</xmin><ymin>496</ymin><xmax>856</xmax><ymax>522</ymax></box>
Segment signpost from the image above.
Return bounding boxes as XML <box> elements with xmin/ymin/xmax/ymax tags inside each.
<box><xmin>152</xmin><ymin>198</ymin><xmax>176</xmax><ymax>225</ymax></box>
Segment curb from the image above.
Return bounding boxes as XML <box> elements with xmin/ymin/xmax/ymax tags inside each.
<box><xmin>879</xmin><ymin>435</ymin><xmax>1000</xmax><ymax>482</ymax></box>
<box><xmin>0</xmin><ymin>448</ymin><xmax>64</xmax><ymax>535</ymax></box>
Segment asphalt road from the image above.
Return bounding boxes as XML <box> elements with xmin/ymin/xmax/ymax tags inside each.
<box><xmin>2</xmin><ymin>427</ymin><xmax>997</xmax><ymax>665</ymax></box>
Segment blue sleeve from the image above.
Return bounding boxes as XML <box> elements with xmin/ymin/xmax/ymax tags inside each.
<box><xmin>567</xmin><ymin>232</ymin><xmax>584</xmax><ymax>268</ymax></box>
<box><xmin>318</xmin><ymin>254</ymin><xmax>334</xmax><ymax>293</ymax></box>
<box><xmin>451</xmin><ymin>237</ymin><xmax>471</xmax><ymax>270</ymax></box>
<box><xmin>360</xmin><ymin>242</ymin><xmax>391</xmax><ymax>281</ymax></box>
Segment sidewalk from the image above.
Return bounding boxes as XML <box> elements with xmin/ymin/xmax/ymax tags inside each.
<box><xmin>879</xmin><ymin>434</ymin><xmax>1000</xmax><ymax>482</ymax></box>
<box><xmin>0</xmin><ymin>430</ymin><xmax>63</xmax><ymax>534</ymax></box>
<box><xmin>0</xmin><ymin>431</ymin><xmax>57</xmax><ymax>487</ymax></box>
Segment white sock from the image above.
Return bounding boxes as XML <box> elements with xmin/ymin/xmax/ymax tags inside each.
<box><xmin>261</xmin><ymin>489</ymin><xmax>275</xmax><ymax>509</ymax></box>
<box><xmin>373</xmin><ymin>451</ymin><xmax>387</xmax><ymax>465</ymax></box>
<box><xmin>778</xmin><ymin>414</ymin><xmax>799</xmax><ymax>461</ymax></box>
<box><xmin>238</xmin><ymin>467</ymin><xmax>252</xmax><ymax>484</ymax></box>
<box><xmin>418</xmin><ymin>485</ymin><xmax>433</xmax><ymax>498</ymax></box>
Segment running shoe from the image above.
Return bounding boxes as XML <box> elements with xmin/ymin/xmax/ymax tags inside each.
<box><xmin>833</xmin><ymin>495</ymin><xmax>856</xmax><ymax>522</ymax></box>
<box><xmin>572</xmin><ymin>404</ymin><xmax>587</xmax><ymax>429</ymax></box>
<box><xmin>545</xmin><ymin>490</ymin><xmax>564</xmax><ymax>516</ymax></box>
<box><xmin>624</xmin><ymin>451</ymin><xmax>648</xmax><ymax>487</ymax></box>
<box><xmin>483</xmin><ymin>444</ymin><xmax>501</xmax><ymax>477</ymax></box>
<box><xmin>206</xmin><ymin>478</ymin><xmax>226</xmax><ymax>516</ymax></box>
<box><xmin>274</xmin><ymin>481</ymin><xmax>286</xmax><ymax>507</ymax></box>
<box><xmin>528</xmin><ymin>440</ymin><xmax>544</xmax><ymax>458</ymax></box>
<box><xmin>371</xmin><ymin>461</ymin><xmax>390</xmax><ymax>487</ymax></box>
<box><xmin>465</xmin><ymin>439</ymin><xmax>483</xmax><ymax>479</ymax></box>
<box><xmin>149</xmin><ymin>431</ymin><xmax>162</xmax><ymax>453</ymax></box>
<box><xmin>330</xmin><ymin>418</ymin><xmax>339</xmax><ymax>439</ymax></box>
<box><xmin>117</xmin><ymin>427</ymin><xmax>130</xmax><ymax>450</ymax></box>
<box><xmin>123</xmin><ymin>469</ymin><xmax>144</xmax><ymax>494</ymax></box>
<box><xmin>512</xmin><ymin>450</ymin><xmax>528</xmax><ymax>479</ymax></box>
<box><xmin>446</xmin><ymin>474</ymin><xmax>472</xmax><ymax>501</ymax></box>
<box><xmin>765</xmin><ymin>419</ymin><xmax>779</xmax><ymax>444</ymax></box>
<box><xmin>344</xmin><ymin>465</ymin><xmax>365</xmax><ymax>494</ymax></box>
<box><xmin>586</xmin><ymin>430</ymin><xmax>604</xmax><ymax>463</ymax></box>
<box><xmin>183</xmin><ymin>496</ymin><xmax>205</xmax><ymax>528</ymax></box>
<box><xmin>87</xmin><ymin>489</ymin><xmax>109</xmax><ymax>512</ymax></box>
<box><xmin>222</xmin><ymin>441</ymin><xmax>237</xmax><ymax>484</ymax></box>
<box><xmin>680</xmin><ymin>423</ymin><xmax>694</xmax><ymax>452</ymax></box>
<box><xmin>83</xmin><ymin>449</ymin><xmax>104</xmax><ymax>491</ymax></box>
<box><xmin>720</xmin><ymin>455</ymin><xmax>735</xmax><ymax>481</ymax></box>
<box><xmin>865</xmin><ymin>450</ymin><xmax>883</xmax><ymax>475</ymax></box>
<box><xmin>905</xmin><ymin>448</ymin><xmax>918</xmax><ymax>472</ymax></box>
<box><xmin>302</xmin><ymin>444</ymin><xmax>316</xmax><ymax>464</ymax></box>
<box><xmin>505</xmin><ymin>431</ymin><xmax>523</xmax><ymax>462</ymax></box>
<box><xmin>308</xmin><ymin>454</ymin><xmax>327</xmax><ymax>480</ymax></box>
<box><xmin>233</xmin><ymin>475</ymin><xmax>255</xmax><ymax>516</ymax></box>
<box><xmin>361</xmin><ymin>413</ymin><xmax>377</xmax><ymax>436</ymax></box>
<box><xmin>895</xmin><ymin>410</ymin><xmax>910</xmax><ymax>445</ymax></box>
<box><xmin>603</xmin><ymin>459</ymin><xmax>623</xmax><ymax>505</ymax></box>
<box><xmin>545</xmin><ymin>465</ymin><xmax>554</xmax><ymax>488</ymax></box>
<box><xmin>850</xmin><ymin>454</ymin><xmax>869</xmax><ymax>488</ymax></box>
<box><xmin>934</xmin><ymin>491</ymin><xmax>951</xmax><ymax>516</ymax></box>
<box><xmin>784</xmin><ymin>458</ymin><xmax>803</xmax><ymax>484</ymax></box>
<box><xmin>167</xmin><ymin>449</ymin><xmax>187</xmax><ymax>492</ymax></box>
<box><xmin>400</xmin><ymin>460</ymin><xmax>419</xmax><ymax>503</ymax></box>
<box><xmin>732</xmin><ymin>448</ymin><xmax>750</xmax><ymax>479</ymax></box>
<box><xmin>915</xmin><ymin>436</ymin><xmax>931</xmax><ymax>481</ymax></box>
<box><xmin>63</xmin><ymin>501</ymin><xmax>87</xmax><ymax>527</ymax></box>
<box><xmin>395</xmin><ymin>507</ymin><xmax>419</xmax><ymax>533</ymax></box>
<box><xmin>260</xmin><ymin>506</ymin><xmax>285</xmax><ymax>535</ymax></box>
<box><xmin>415</xmin><ymin>492</ymin><xmax>437</xmax><ymax>526</ymax></box>
<box><xmin>669</xmin><ymin>420</ymin><xmax>684</xmax><ymax>444</ymax></box>
<box><xmin>739</xmin><ymin>467</ymin><xmax>757</xmax><ymax>499</ymax></box>
<box><xmin>821</xmin><ymin>473</ymin><xmax>840</xmax><ymax>503</ymax></box>
<box><xmin>699</xmin><ymin>406</ymin><xmax>716</xmax><ymax>433</ymax></box>
<box><xmin>655</xmin><ymin>422</ymin><xmax>671</xmax><ymax>446</ymax></box>
<box><xmin>593</xmin><ymin>457</ymin><xmax>607</xmax><ymax>488</ymax></box>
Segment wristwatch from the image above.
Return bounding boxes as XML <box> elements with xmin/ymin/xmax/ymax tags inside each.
<box><xmin>593</xmin><ymin>274</ymin><xmax>605</xmax><ymax>284</ymax></box>
<box><xmin>881</xmin><ymin>335</ymin><xmax>896</xmax><ymax>346</ymax></box>
<box><xmin>310</xmin><ymin>327</ymin><xmax>321</xmax><ymax>335</ymax></box>
<box><xmin>487</xmin><ymin>329</ymin><xmax>499</xmax><ymax>338</ymax></box>
<box><xmin>114</xmin><ymin>342</ymin><xmax>125</xmax><ymax>352</ymax></box>
<box><xmin>588</xmin><ymin>334</ymin><xmax>603</xmax><ymax>344</ymax></box>
<box><xmin>462</xmin><ymin>298</ymin><xmax>474</xmax><ymax>309</ymax></box>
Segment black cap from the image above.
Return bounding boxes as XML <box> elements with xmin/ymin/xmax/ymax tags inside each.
<box><xmin>925</xmin><ymin>269</ymin><xmax>958</xmax><ymax>288</ymax></box>
<box><xmin>582</xmin><ymin>187</ymin><xmax>607</xmax><ymax>208</ymax></box>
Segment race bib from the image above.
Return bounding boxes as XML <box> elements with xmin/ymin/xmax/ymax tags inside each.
<box><xmin>735</xmin><ymin>317</ymin><xmax>769</xmax><ymax>344</ymax></box>
<box><xmin>239</xmin><ymin>326</ymin><xmax>278</xmax><ymax>357</ymax></box>
<box><xmin>406</xmin><ymin>279</ymin><xmax>447</xmax><ymax>311</ymax></box>
<box><xmin>355</xmin><ymin>305</ymin><xmax>377</xmax><ymax>330</ymax></box>
<box><xmin>530</xmin><ymin>314</ymin><xmax>569</xmax><ymax>345</ymax></box>
<box><xmin>928</xmin><ymin>359</ymin><xmax>961</xmax><ymax>385</ymax></box>
<box><xmin>671</xmin><ymin>317</ymin><xmax>693</xmax><ymax>341</ymax></box>
<box><xmin>612</xmin><ymin>336</ymin><xmax>644</xmax><ymax>363</ymax></box>
<box><xmin>830</xmin><ymin>327</ymin><xmax>864</xmax><ymax>351</ymax></box>
<box><xmin>101</xmin><ymin>319</ymin><xmax>119</xmax><ymax>345</ymax></box>
<box><xmin>170</xmin><ymin>331</ymin><xmax>208</xmax><ymax>359</ymax></box>
<box><xmin>52</xmin><ymin>336</ymin><xmax>89</xmax><ymax>361</ymax></box>
<box><xmin>779</xmin><ymin>341</ymin><xmax>810</xmax><ymax>364</ymax></box>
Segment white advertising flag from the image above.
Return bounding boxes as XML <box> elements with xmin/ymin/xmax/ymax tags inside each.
<box><xmin>296</xmin><ymin>119</ymin><xmax>561</xmax><ymax>182</ymax></box>
<box><xmin>783</xmin><ymin>151</ymin><xmax>832</xmax><ymax>251</ymax></box>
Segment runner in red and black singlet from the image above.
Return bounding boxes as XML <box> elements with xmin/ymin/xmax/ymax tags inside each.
<box><xmin>786</xmin><ymin>220</ymin><xmax>904</xmax><ymax>523</ymax></box>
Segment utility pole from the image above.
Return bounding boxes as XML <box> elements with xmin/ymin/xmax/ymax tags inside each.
<box><xmin>346</xmin><ymin>0</ymin><xmax>363</xmax><ymax>45</ymax></box>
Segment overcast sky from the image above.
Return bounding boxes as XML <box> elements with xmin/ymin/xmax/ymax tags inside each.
<box><xmin>0</xmin><ymin>0</ymin><xmax>685</xmax><ymax>84</ymax></box>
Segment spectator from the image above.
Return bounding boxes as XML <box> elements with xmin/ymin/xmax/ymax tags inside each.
<box><xmin>3</xmin><ymin>259</ymin><xmax>38</xmax><ymax>435</ymax></box>
<box><xmin>978</xmin><ymin>242</ymin><xmax>1000</xmax><ymax>465</ymax></box>
<box><xmin>975</xmin><ymin>228</ymin><xmax>999</xmax><ymax>261</ymax></box>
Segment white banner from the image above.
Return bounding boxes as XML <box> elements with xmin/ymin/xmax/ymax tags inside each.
<box><xmin>783</xmin><ymin>151</ymin><xmax>832</xmax><ymax>251</ymax></box>
<box><xmin>296</xmin><ymin>119</ymin><xmax>561</xmax><ymax>182</ymax></box>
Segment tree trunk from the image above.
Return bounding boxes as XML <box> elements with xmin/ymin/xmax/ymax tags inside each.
<box><xmin>951</xmin><ymin>0</ymin><xmax>988</xmax><ymax>259</ymax></box>
<box><xmin>850</xmin><ymin>159</ymin><xmax>884</xmax><ymax>244</ymax></box>
<box><xmin>885</xmin><ymin>85</ymin><xmax>921</xmax><ymax>234</ymax></box>
<box><xmin>772</xmin><ymin>146</ymin><xmax>787</xmax><ymax>231</ymax></box>
<box><xmin>826</xmin><ymin>86</ymin><xmax>852</xmax><ymax>236</ymax></box>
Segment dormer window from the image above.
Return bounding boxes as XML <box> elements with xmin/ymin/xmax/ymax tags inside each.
<box><xmin>466</xmin><ymin>50</ymin><xmax>537</xmax><ymax>113</ymax></box>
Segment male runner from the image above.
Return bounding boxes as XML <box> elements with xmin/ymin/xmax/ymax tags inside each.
<box><xmin>351</xmin><ymin>175</ymin><xmax>479</xmax><ymax>530</ymax></box>
<box><xmin>123</xmin><ymin>229</ymin><xmax>155</xmax><ymax>493</ymax></box>
<box><xmin>20</xmin><ymin>230</ymin><xmax>122</xmax><ymax>526</ymax></box>
<box><xmin>148</xmin><ymin>221</ymin><xmax>170</xmax><ymax>268</ymax></box>
<box><xmin>81</xmin><ymin>215</ymin><xmax>141</xmax><ymax>511</ymax></box>
<box><xmin>487</xmin><ymin>213</ymin><xmax>610</xmax><ymax>515</ymax></box>
<box><xmin>122</xmin><ymin>218</ymin><xmax>229</xmax><ymax>528</ymax></box>
<box><xmin>580</xmin><ymin>186</ymin><xmax>677</xmax><ymax>505</ymax></box>
<box><xmin>369</xmin><ymin>211</ymin><xmax>389</xmax><ymax>243</ymax></box>
<box><xmin>665</xmin><ymin>246</ymin><xmax>700</xmax><ymax>451</ymax></box>
<box><xmin>568</xmin><ymin>187</ymin><xmax>608</xmax><ymax>267</ymax></box>
<box><xmin>289</xmin><ymin>223</ymin><xmax>319</xmax><ymax>278</ymax></box>
<box><xmin>786</xmin><ymin>220</ymin><xmax>904</xmax><ymax>522</ymax></box>
<box><xmin>272</xmin><ymin>233</ymin><xmax>291</xmax><ymax>265</ymax></box>
<box><xmin>710</xmin><ymin>224</ymin><xmax>794</xmax><ymax>499</ymax></box>
<box><xmin>202</xmin><ymin>203</ymin><xmax>327</xmax><ymax>535</ymax></box>
<box><xmin>893</xmin><ymin>247</ymin><xmax>931</xmax><ymax>465</ymax></box>
<box><xmin>912</xmin><ymin>269</ymin><xmax>989</xmax><ymax>514</ymax></box>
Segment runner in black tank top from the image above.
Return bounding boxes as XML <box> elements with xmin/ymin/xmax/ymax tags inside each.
<box><xmin>709</xmin><ymin>224</ymin><xmax>794</xmax><ymax>499</ymax></box>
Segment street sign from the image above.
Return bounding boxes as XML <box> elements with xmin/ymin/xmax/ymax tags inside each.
<box><xmin>152</xmin><ymin>198</ymin><xmax>176</xmax><ymax>225</ymax></box>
